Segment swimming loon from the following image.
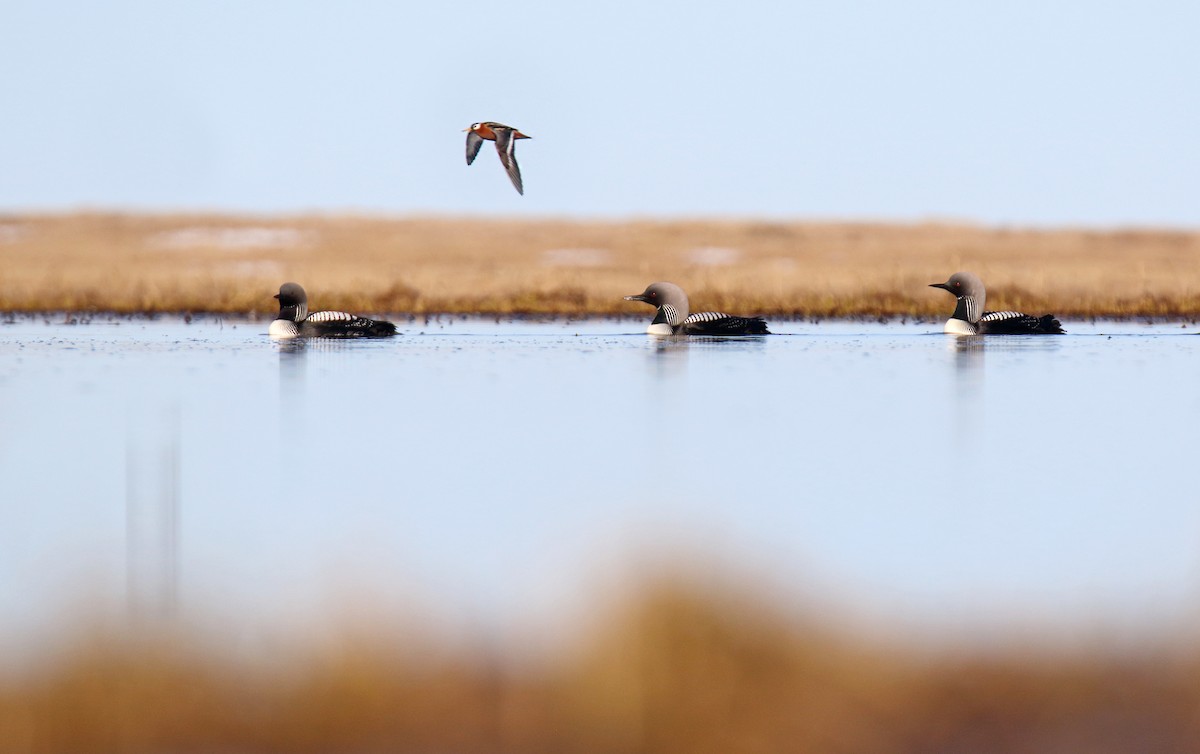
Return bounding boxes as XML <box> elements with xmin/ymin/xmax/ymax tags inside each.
<box><xmin>624</xmin><ymin>282</ymin><xmax>770</xmax><ymax>335</ymax></box>
<box><xmin>268</xmin><ymin>282</ymin><xmax>397</xmax><ymax>339</ymax></box>
<box><xmin>930</xmin><ymin>272</ymin><xmax>1064</xmax><ymax>335</ymax></box>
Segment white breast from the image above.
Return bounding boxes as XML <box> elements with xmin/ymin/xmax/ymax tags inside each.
<box><xmin>943</xmin><ymin>318</ymin><xmax>977</xmax><ymax>335</ymax></box>
<box><xmin>269</xmin><ymin>319</ymin><xmax>300</xmax><ymax>338</ymax></box>
<box><xmin>646</xmin><ymin>322</ymin><xmax>674</xmax><ymax>336</ymax></box>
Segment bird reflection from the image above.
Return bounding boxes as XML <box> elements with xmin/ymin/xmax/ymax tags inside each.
<box><xmin>949</xmin><ymin>336</ymin><xmax>985</xmax><ymax>450</ymax></box>
<box><xmin>277</xmin><ymin>338</ymin><xmax>308</xmax><ymax>389</ymax></box>
<box><xmin>277</xmin><ymin>339</ymin><xmax>309</xmax><ymax>450</ymax></box>
<box><xmin>951</xmin><ymin>335</ymin><xmax>986</xmax><ymax>383</ymax></box>
<box><xmin>125</xmin><ymin>402</ymin><xmax>180</xmax><ymax>626</ymax></box>
<box><xmin>647</xmin><ymin>336</ymin><xmax>690</xmax><ymax>379</ymax></box>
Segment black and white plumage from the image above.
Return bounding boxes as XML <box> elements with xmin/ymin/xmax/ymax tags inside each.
<box><xmin>929</xmin><ymin>272</ymin><xmax>1064</xmax><ymax>335</ymax></box>
<box><xmin>269</xmin><ymin>282</ymin><xmax>397</xmax><ymax>339</ymax></box>
<box><xmin>464</xmin><ymin>121</ymin><xmax>530</xmax><ymax>195</ymax></box>
<box><xmin>624</xmin><ymin>281</ymin><xmax>770</xmax><ymax>336</ymax></box>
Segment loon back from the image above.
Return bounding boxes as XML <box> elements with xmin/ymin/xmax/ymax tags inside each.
<box><xmin>683</xmin><ymin>311</ymin><xmax>771</xmax><ymax>335</ymax></box>
<box><xmin>302</xmin><ymin>310</ymin><xmax>397</xmax><ymax>338</ymax></box>
<box><xmin>978</xmin><ymin>310</ymin><xmax>1065</xmax><ymax>335</ymax></box>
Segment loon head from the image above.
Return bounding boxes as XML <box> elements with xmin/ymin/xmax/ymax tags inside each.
<box><xmin>930</xmin><ymin>271</ymin><xmax>986</xmax><ymax>323</ymax></box>
<box><xmin>274</xmin><ymin>282</ymin><xmax>309</xmax><ymax>322</ymax></box>
<box><xmin>623</xmin><ymin>281</ymin><xmax>690</xmax><ymax>324</ymax></box>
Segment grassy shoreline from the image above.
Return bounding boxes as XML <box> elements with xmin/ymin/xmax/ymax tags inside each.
<box><xmin>1</xmin><ymin>212</ymin><xmax>1198</xmax><ymax>319</ymax></box>
<box><xmin>5</xmin><ymin>579</ymin><xmax>1200</xmax><ymax>754</ymax></box>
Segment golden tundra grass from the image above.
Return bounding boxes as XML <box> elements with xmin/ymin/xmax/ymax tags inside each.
<box><xmin>3</xmin><ymin>580</ymin><xmax>1199</xmax><ymax>754</ymax></box>
<box><xmin>1</xmin><ymin>212</ymin><xmax>1198</xmax><ymax>318</ymax></box>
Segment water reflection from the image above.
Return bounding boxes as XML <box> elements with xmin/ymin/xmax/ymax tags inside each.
<box><xmin>948</xmin><ymin>336</ymin><xmax>986</xmax><ymax>454</ymax></box>
<box><xmin>642</xmin><ymin>334</ymin><xmax>769</xmax><ymax>385</ymax></box>
<box><xmin>3</xmin><ymin>319</ymin><xmax>1199</xmax><ymax>649</ymax></box>
<box><xmin>647</xmin><ymin>336</ymin><xmax>689</xmax><ymax>379</ymax></box>
<box><xmin>277</xmin><ymin>339</ymin><xmax>308</xmax><ymax>447</ymax></box>
<box><xmin>951</xmin><ymin>335</ymin><xmax>986</xmax><ymax>371</ymax></box>
<box><xmin>125</xmin><ymin>402</ymin><xmax>180</xmax><ymax>624</ymax></box>
<box><xmin>277</xmin><ymin>338</ymin><xmax>308</xmax><ymax>388</ymax></box>
<box><xmin>945</xmin><ymin>335</ymin><xmax>1065</xmax><ymax>450</ymax></box>
<box><xmin>950</xmin><ymin>336</ymin><xmax>985</xmax><ymax>394</ymax></box>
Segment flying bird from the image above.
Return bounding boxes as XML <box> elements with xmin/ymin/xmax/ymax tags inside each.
<box><xmin>465</xmin><ymin>121</ymin><xmax>531</xmax><ymax>195</ymax></box>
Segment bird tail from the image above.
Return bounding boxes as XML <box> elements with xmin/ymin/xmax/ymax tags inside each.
<box><xmin>1037</xmin><ymin>315</ymin><xmax>1065</xmax><ymax>334</ymax></box>
<box><xmin>743</xmin><ymin>317</ymin><xmax>771</xmax><ymax>335</ymax></box>
<box><xmin>364</xmin><ymin>320</ymin><xmax>398</xmax><ymax>337</ymax></box>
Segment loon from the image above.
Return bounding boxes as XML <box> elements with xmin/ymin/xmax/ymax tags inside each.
<box><xmin>624</xmin><ymin>282</ymin><xmax>770</xmax><ymax>336</ymax></box>
<box><xmin>930</xmin><ymin>272</ymin><xmax>1064</xmax><ymax>335</ymax></box>
<box><xmin>268</xmin><ymin>282</ymin><xmax>397</xmax><ymax>339</ymax></box>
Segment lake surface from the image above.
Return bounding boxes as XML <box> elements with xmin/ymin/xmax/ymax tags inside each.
<box><xmin>2</xmin><ymin>316</ymin><xmax>1199</xmax><ymax>653</ymax></box>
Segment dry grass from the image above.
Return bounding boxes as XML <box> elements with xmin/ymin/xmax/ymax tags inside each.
<box><xmin>1</xmin><ymin>213</ymin><xmax>1198</xmax><ymax>319</ymax></box>
<box><xmin>3</xmin><ymin>580</ymin><xmax>1199</xmax><ymax>754</ymax></box>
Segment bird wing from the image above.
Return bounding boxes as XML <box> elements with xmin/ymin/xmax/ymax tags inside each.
<box><xmin>305</xmin><ymin>310</ymin><xmax>357</xmax><ymax>323</ymax></box>
<box><xmin>305</xmin><ymin>310</ymin><xmax>397</xmax><ymax>337</ymax></box>
<box><xmin>683</xmin><ymin>311</ymin><xmax>771</xmax><ymax>335</ymax></box>
<box><xmin>493</xmin><ymin>128</ymin><xmax>524</xmax><ymax>194</ymax></box>
<box><xmin>979</xmin><ymin>310</ymin><xmax>1064</xmax><ymax>334</ymax></box>
<box><xmin>466</xmin><ymin>131</ymin><xmax>484</xmax><ymax>165</ymax></box>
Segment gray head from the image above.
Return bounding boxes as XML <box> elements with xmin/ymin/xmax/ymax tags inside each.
<box><xmin>274</xmin><ymin>282</ymin><xmax>309</xmax><ymax>322</ymax></box>
<box><xmin>623</xmin><ymin>281</ymin><xmax>689</xmax><ymax>325</ymax></box>
<box><xmin>930</xmin><ymin>271</ymin><xmax>985</xmax><ymax>323</ymax></box>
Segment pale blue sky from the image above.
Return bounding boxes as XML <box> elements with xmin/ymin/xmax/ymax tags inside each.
<box><xmin>2</xmin><ymin>0</ymin><xmax>1197</xmax><ymax>225</ymax></box>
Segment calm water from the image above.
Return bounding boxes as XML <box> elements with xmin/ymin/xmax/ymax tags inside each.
<box><xmin>2</xmin><ymin>316</ymin><xmax>1199</xmax><ymax>650</ymax></box>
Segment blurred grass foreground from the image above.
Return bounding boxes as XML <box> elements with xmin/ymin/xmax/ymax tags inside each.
<box><xmin>1</xmin><ymin>213</ymin><xmax>1199</xmax><ymax>318</ymax></box>
<box><xmin>3</xmin><ymin>576</ymin><xmax>1199</xmax><ymax>754</ymax></box>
